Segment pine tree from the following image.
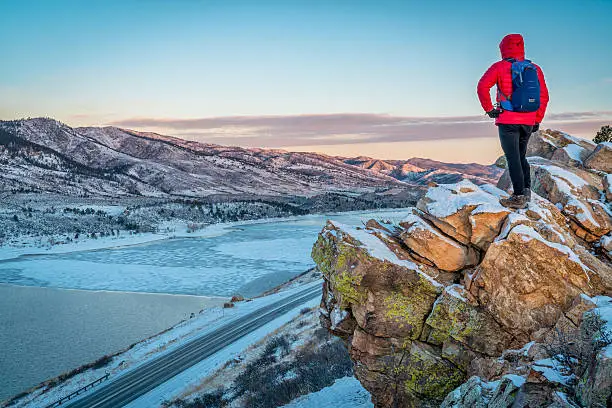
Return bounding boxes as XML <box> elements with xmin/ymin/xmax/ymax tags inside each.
<box><xmin>594</xmin><ymin>125</ymin><xmax>612</xmax><ymax>144</ymax></box>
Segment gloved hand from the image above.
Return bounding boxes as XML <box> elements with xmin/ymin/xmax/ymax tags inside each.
<box><xmin>532</xmin><ymin>123</ymin><xmax>540</xmax><ymax>133</ymax></box>
<box><xmin>486</xmin><ymin>109</ymin><xmax>501</xmax><ymax>119</ymax></box>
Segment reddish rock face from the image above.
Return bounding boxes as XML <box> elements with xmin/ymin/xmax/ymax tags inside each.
<box><xmin>313</xmin><ymin>131</ymin><xmax>612</xmax><ymax>408</ymax></box>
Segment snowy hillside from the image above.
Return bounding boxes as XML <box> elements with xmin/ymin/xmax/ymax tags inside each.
<box><xmin>0</xmin><ymin>118</ymin><xmax>500</xmax><ymax>200</ymax></box>
<box><xmin>342</xmin><ymin>156</ymin><xmax>503</xmax><ymax>185</ymax></box>
<box><xmin>0</xmin><ymin>118</ymin><xmax>404</xmax><ymax>198</ymax></box>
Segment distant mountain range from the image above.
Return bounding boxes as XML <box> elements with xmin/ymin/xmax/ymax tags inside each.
<box><xmin>342</xmin><ymin>156</ymin><xmax>502</xmax><ymax>186</ymax></box>
<box><xmin>0</xmin><ymin>118</ymin><xmax>502</xmax><ymax>199</ymax></box>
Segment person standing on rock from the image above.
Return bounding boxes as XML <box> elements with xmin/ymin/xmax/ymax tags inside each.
<box><xmin>477</xmin><ymin>33</ymin><xmax>549</xmax><ymax>209</ymax></box>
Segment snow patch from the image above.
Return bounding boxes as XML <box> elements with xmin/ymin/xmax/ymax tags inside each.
<box><xmin>532</xmin><ymin>356</ymin><xmax>574</xmax><ymax>385</ymax></box>
<box><xmin>281</xmin><ymin>376</ymin><xmax>373</xmax><ymax>408</ymax></box>
<box><xmin>503</xmin><ymin>374</ymin><xmax>526</xmax><ymax>388</ymax></box>
<box><xmin>422</xmin><ymin>180</ymin><xmax>507</xmax><ymax>219</ymax></box>
<box><xmin>538</xmin><ymin>164</ymin><xmax>588</xmax><ymax>188</ymax></box>
<box><xmin>445</xmin><ymin>284</ymin><xmax>467</xmax><ymax>303</ymax></box>
<box><xmin>330</xmin><ymin>306</ymin><xmax>349</xmax><ymax>330</ymax></box>
<box><xmin>563</xmin><ymin>144</ymin><xmax>586</xmax><ymax>162</ymax></box>
<box><xmin>495</xmin><ymin>212</ymin><xmax>530</xmax><ymax>242</ymax></box>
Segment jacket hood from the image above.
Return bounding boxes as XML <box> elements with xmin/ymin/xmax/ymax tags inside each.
<box><xmin>499</xmin><ymin>34</ymin><xmax>525</xmax><ymax>60</ymax></box>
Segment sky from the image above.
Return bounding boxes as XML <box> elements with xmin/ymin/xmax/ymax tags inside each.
<box><xmin>1</xmin><ymin>0</ymin><xmax>611</xmax><ymax>163</ymax></box>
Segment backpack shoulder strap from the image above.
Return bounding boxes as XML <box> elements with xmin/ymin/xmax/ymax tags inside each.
<box><xmin>497</xmin><ymin>58</ymin><xmax>514</xmax><ymax>101</ymax></box>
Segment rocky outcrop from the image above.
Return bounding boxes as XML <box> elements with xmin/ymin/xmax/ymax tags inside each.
<box><xmin>443</xmin><ymin>296</ymin><xmax>612</xmax><ymax>408</ymax></box>
<box><xmin>499</xmin><ymin>130</ymin><xmax>612</xmax><ymax>242</ymax></box>
<box><xmin>525</xmin><ymin>129</ymin><xmax>596</xmax><ymax>162</ymax></box>
<box><xmin>312</xmin><ymin>129</ymin><xmax>612</xmax><ymax>407</ymax></box>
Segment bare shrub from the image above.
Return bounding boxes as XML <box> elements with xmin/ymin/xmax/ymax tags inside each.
<box><xmin>169</xmin><ymin>388</ymin><xmax>227</xmax><ymax>408</ymax></box>
<box><xmin>262</xmin><ymin>335</ymin><xmax>291</xmax><ymax>358</ymax></box>
<box><xmin>233</xmin><ymin>338</ymin><xmax>353</xmax><ymax>407</ymax></box>
<box><xmin>544</xmin><ymin>311</ymin><xmax>612</xmax><ymax>401</ymax></box>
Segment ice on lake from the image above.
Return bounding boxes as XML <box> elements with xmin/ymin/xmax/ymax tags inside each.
<box><xmin>0</xmin><ymin>209</ymin><xmax>411</xmax><ymax>297</ymax></box>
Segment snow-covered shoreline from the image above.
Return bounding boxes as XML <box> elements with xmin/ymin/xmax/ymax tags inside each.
<box><xmin>0</xmin><ymin>207</ymin><xmax>413</xmax><ymax>262</ymax></box>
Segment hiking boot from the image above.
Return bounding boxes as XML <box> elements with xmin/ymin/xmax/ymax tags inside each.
<box><xmin>524</xmin><ymin>189</ymin><xmax>532</xmax><ymax>201</ymax></box>
<box><xmin>499</xmin><ymin>194</ymin><xmax>528</xmax><ymax>209</ymax></box>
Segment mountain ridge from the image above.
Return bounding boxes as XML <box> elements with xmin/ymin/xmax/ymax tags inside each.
<box><xmin>0</xmin><ymin>117</ymin><xmax>501</xmax><ymax>199</ymax></box>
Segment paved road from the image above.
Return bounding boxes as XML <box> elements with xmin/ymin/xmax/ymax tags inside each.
<box><xmin>63</xmin><ymin>284</ymin><xmax>322</xmax><ymax>408</ymax></box>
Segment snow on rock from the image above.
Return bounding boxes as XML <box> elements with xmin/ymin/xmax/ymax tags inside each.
<box><xmin>440</xmin><ymin>374</ymin><xmax>529</xmax><ymax>408</ymax></box>
<box><xmin>326</xmin><ymin>220</ymin><xmax>419</xmax><ymax>271</ymax></box>
<box><xmin>415</xmin><ymin>180</ymin><xmax>511</xmax><ymax>250</ymax></box>
<box><xmin>445</xmin><ymin>284</ymin><xmax>468</xmax><ymax>303</ymax></box>
<box><xmin>498</xmin><ymin>130</ymin><xmax>611</xmax><ymax>241</ymax></box>
<box><xmin>527</xmin><ymin>157</ymin><xmax>612</xmax><ymax>240</ymax></box>
<box><xmin>471</xmin><ymin>217</ymin><xmax>612</xmax><ymax>335</ymax></box>
<box><xmin>552</xmin><ymin>143</ymin><xmax>589</xmax><ymax>165</ymax></box>
<box><xmin>538</xmin><ymin>164</ymin><xmax>589</xmax><ymax>189</ymax></box>
<box><xmin>526</xmin><ymin>129</ymin><xmax>595</xmax><ymax>160</ymax></box>
<box><xmin>330</xmin><ymin>305</ymin><xmax>350</xmax><ymax>330</ymax></box>
<box><xmin>532</xmin><ymin>357</ymin><xmax>574</xmax><ymax>385</ymax></box>
<box><xmin>418</xmin><ymin>179</ymin><xmax>508</xmax><ymax>219</ymax></box>
<box><xmin>511</xmin><ymin>224</ymin><xmax>591</xmax><ymax>273</ymax></box>
<box><xmin>502</xmin><ymin>373</ymin><xmax>526</xmax><ymax>388</ymax></box>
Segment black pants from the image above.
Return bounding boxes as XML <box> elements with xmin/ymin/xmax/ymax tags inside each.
<box><xmin>498</xmin><ymin>124</ymin><xmax>534</xmax><ymax>196</ymax></box>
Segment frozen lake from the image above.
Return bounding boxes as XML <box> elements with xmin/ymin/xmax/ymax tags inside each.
<box><xmin>0</xmin><ymin>209</ymin><xmax>411</xmax><ymax>297</ymax></box>
<box><xmin>0</xmin><ymin>208</ymin><xmax>411</xmax><ymax>403</ymax></box>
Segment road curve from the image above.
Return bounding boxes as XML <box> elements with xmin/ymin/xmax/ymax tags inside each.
<box><xmin>64</xmin><ymin>284</ymin><xmax>322</xmax><ymax>408</ymax></box>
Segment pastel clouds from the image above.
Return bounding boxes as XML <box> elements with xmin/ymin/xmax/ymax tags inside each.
<box><xmin>109</xmin><ymin>111</ymin><xmax>612</xmax><ymax>149</ymax></box>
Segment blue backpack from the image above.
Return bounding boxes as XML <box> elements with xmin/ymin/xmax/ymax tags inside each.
<box><xmin>498</xmin><ymin>59</ymin><xmax>541</xmax><ymax>112</ymax></box>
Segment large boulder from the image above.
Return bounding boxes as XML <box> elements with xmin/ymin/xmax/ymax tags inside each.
<box><xmin>399</xmin><ymin>214</ymin><xmax>478</xmax><ymax>272</ymax></box>
<box><xmin>529</xmin><ymin>158</ymin><xmax>612</xmax><ymax>240</ymax></box>
<box><xmin>422</xmin><ymin>285</ymin><xmax>513</xmax><ymax>357</ymax></box>
<box><xmin>416</xmin><ymin>180</ymin><xmax>511</xmax><ymax>250</ymax></box>
<box><xmin>442</xmin><ymin>296</ymin><xmax>612</xmax><ymax>408</ymax></box>
<box><xmin>526</xmin><ymin>129</ymin><xmax>596</xmax><ymax>160</ymax></box>
<box><xmin>471</xmin><ymin>223</ymin><xmax>608</xmax><ymax>338</ymax></box>
<box><xmin>312</xmin><ymin>220</ymin><xmax>443</xmax><ymax>340</ymax></box>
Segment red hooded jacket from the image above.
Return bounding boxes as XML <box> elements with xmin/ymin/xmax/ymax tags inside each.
<box><xmin>477</xmin><ymin>34</ymin><xmax>549</xmax><ymax>125</ymax></box>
